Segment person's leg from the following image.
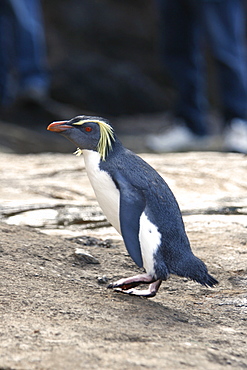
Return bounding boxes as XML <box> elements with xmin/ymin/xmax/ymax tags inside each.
<box><xmin>156</xmin><ymin>0</ymin><xmax>208</xmax><ymax>136</ymax></box>
<box><xmin>0</xmin><ymin>0</ymin><xmax>14</xmax><ymax>105</ymax></box>
<box><xmin>10</xmin><ymin>0</ymin><xmax>49</xmax><ymax>97</ymax></box>
<box><xmin>201</xmin><ymin>0</ymin><xmax>247</xmax><ymax>152</ymax></box>
<box><xmin>201</xmin><ymin>0</ymin><xmax>247</xmax><ymax>123</ymax></box>
<box><xmin>0</xmin><ymin>6</ymin><xmax>7</xmax><ymax>105</ymax></box>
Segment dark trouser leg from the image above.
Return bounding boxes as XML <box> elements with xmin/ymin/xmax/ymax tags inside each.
<box><xmin>11</xmin><ymin>0</ymin><xmax>49</xmax><ymax>93</ymax></box>
<box><xmin>201</xmin><ymin>0</ymin><xmax>247</xmax><ymax>126</ymax></box>
<box><xmin>156</xmin><ymin>0</ymin><xmax>208</xmax><ymax>136</ymax></box>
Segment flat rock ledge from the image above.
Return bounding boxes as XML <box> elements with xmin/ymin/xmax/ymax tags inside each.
<box><xmin>0</xmin><ymin>151</ymin><xmax>246</xmax><ymax>370</ymax></box>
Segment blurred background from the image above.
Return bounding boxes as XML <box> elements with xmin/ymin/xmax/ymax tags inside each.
<box><xmin>0</xmin><ymin>0</ymin><xmax>245</xmax><ymax>153</ymax></box>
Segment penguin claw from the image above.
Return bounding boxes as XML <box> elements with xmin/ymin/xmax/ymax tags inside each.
<box><xmin>107</xmin><ymin>274</ymin><xmax>156</xmax><ymax>291</ymax></box>
<box><xmin>113</xmin><ymin>287</ymin><xmax>157</xmax><ymax>298</ymax></box>
<box><xmin>109</xmin><ymin>279</ymin><xmax>162</xmax><ymax>298</ymax></box>
<box><xmin>107</xmin><ymin>281</ymin><xmax>140</xmax><ymax>290</ymax></box>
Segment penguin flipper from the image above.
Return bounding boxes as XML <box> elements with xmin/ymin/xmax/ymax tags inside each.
<box><xmin>115</xmin><ymin>173</ymin><xmax>145</xmax><ymax>268</ymax></box>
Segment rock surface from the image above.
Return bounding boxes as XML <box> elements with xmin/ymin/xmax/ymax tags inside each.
<box><xmin>0</xmin><ymin>151</ymin><xmax>246</xmax><ymax>369</ymax></box>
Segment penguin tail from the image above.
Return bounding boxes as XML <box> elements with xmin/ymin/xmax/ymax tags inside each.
<box><xmin>175</xmin><ymin>256</ymin><xmax>218</xmax><ymax>287</ymax></box>
<box><xmin>198</xmin><ymin>273</ymin><xmax>218</xmax><ymax>288</ymax></box>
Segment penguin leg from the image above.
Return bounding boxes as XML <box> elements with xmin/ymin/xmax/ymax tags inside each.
<box><xmin>108</xmin><ymin>273</ymin><xmax>156</xmax><ymax>291</ymax></box>
<box><xmin>114</xmin><ymin>279</ymin><xmax>162</xmax><ymax>298</ymax></box>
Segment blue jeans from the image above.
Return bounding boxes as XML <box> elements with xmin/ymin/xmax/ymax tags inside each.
<box><xmin>0</xmin><ymin>0</ymin><xmax>49</xmax><ymax>105</ymax></box>
<box><xmin>156</xmin><ymin>0</ymin><xmax>247</xmax><ymax>135</ymax></box>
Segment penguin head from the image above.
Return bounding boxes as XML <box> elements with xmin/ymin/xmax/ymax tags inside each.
<box><xmin>47</xmin><ymin>115</ymin><xmax>115</xmax><ymax>160</ymax></box>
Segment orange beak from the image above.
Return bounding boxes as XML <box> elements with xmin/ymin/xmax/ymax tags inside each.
<box><xmin>47</xmin><ymin>121</ymin><xmax>72</xmax><ymax>132</ymax></box>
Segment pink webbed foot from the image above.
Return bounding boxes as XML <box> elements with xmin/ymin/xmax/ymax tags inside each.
<box><xmin>107</xmin><ymin>273</ymin><xmax>156</xmax><ymax>290</ymax></box>
<box><xmin>108</xmin><ymin>274</ymin><xmax>162</xmax><ymax>298</ymax></box>
<box><xmin>114</xmin><ymin>280</ymin><xmax>162</xmax><ymax>298</ymax></box>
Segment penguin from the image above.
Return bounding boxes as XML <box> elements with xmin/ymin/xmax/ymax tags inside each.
<box><xmin>47</xmin><ymin>115</ymin><xmax>218</xmax><ymax>297</ymax></box>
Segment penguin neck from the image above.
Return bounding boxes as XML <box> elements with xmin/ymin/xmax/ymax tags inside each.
<box><xmin>82</xmin><ymin>149</ymin><xmax>101</xmax><ymax>174</ymax></box>
<box><xmin>82</xmin><ymin>136</ymin><xmax>123</xmax><ymax>165</ymax></box>
<box><xmin>102</xmin><ymin>136</ymin><xmax>124</xmax><ymax>161</ymax></box>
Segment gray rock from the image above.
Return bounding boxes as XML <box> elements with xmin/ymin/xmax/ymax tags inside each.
<box><xmin>74</xmin><ymin>248</ymin><xmax>100</xmax><ymax>264</ymax></box>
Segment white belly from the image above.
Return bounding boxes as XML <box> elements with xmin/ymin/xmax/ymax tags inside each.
<box><xmin>139</xmin><ymin>213</ymin><xmax>161</xmax><ymax>275</ymax></box>
<box><xmin>83</xmin><ymin>150</ymin><xmax>121</xmax><ymax>233</ymax></box>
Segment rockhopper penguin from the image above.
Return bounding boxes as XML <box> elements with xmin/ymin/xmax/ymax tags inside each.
<box><xmin>47</xmin><ymin>115</ymin><xmax>218</xmax><ymax>297</ymax></box>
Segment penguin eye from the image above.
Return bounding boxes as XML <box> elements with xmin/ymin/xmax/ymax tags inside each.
<box><xmin>85</xmin><ymin>126</ymin><xmax>92</xmax><ymax>132</ymax></box>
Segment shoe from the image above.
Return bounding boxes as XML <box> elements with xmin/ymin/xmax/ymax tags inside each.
<box><xmin>146</xmin><ymin>125</ymin><xmax>211</xmax><ymax>152</ymax></box>
<box><xmin>224</xmin><ymin>118</ymin><xmax>247</xmax><ymax>154</ymax></box>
